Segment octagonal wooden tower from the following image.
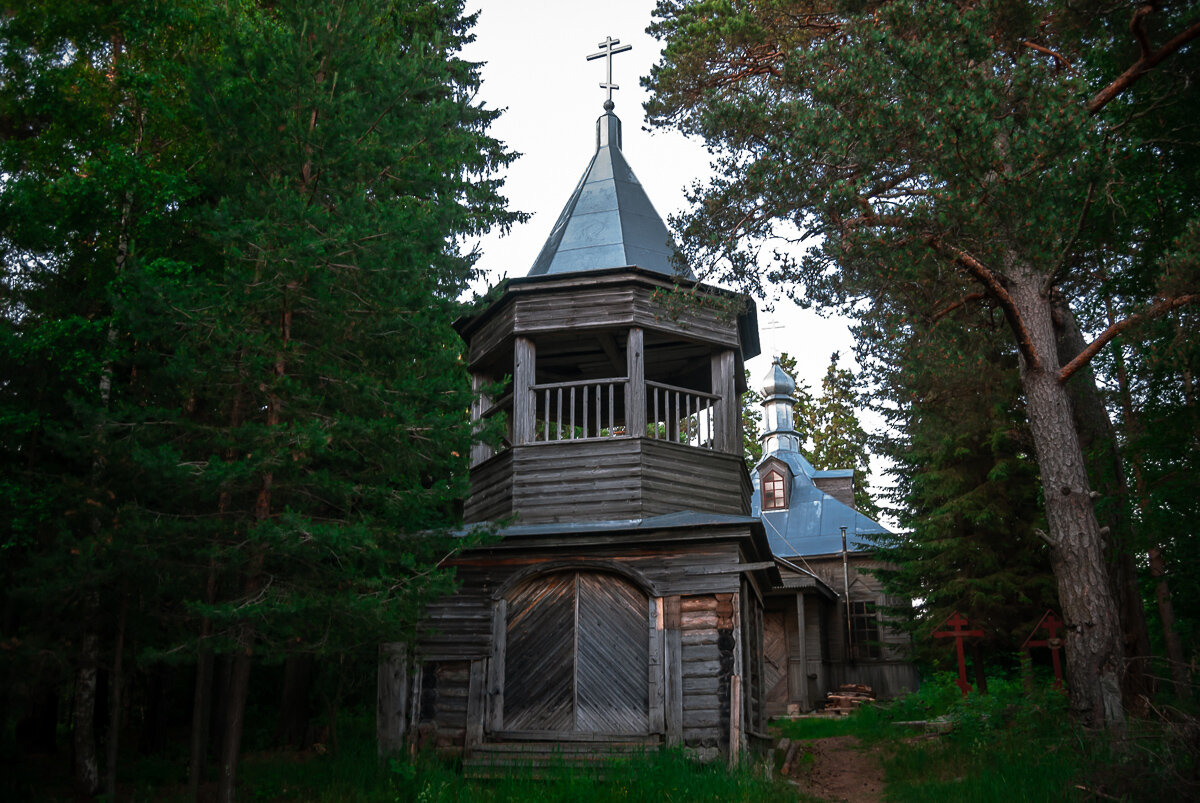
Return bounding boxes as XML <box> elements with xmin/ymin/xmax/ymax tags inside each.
<box><xmin>460</xmin><ymin>266</ymin><xmax>757</xmax><ymax>525</ymax></box>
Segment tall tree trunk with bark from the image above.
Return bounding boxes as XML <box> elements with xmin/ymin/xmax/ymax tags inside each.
<box><xmin>1054</xmin><ymin>300</ymin><xmax>1152</xmax><ymax>703</ymax></box>
<box><xmin>216</xmin><ymin>643</ymin><xmax>253</xmax><ymax>803</ymax></box>
<box><xmin>1013</xmin><ymin>277</ymin><xmax>1126</xmax><ymax>728</ymax></box>
<box><xmin>105</xmin><ymin>596</ymin><xmax>128</xmax><ymax>798</ymax></box>
<box><xmin>73</xmin><ymin>629</ymin><xmax>100</xmax><ymax>796</ymax></box>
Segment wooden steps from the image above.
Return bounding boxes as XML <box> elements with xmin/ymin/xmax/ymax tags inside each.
<box><xmin>463</xmin><ymin>740</ymin><xmax>661</xmax><ymax>780</ymax></box>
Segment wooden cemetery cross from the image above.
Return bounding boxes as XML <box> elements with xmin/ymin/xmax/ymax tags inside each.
<box><xmin>1021</xmin><ymin>610</ymin><xmax>1065</xmax><ymax>690</ymax></box>
<box><xmin>933</xmin><ymin>611</ymin><xmax>984</xmax><ymax>696</ymax></box>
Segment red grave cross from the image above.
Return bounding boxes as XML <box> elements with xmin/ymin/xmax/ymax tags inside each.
<box><xmin>933</xmin><ymin>611</ymin><xmax>984</xmax><ymax>696</ymax></box>
<box><xmin>1021</xmin><ymin>610</ymin><xmax>1065</xmax><ymax>690</ymax></box>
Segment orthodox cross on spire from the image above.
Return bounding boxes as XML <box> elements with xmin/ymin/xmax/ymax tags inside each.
<box><xmin>587</xmin><ymin>36</ymin><xmax>632</xmax><ymax>111</ymax></box>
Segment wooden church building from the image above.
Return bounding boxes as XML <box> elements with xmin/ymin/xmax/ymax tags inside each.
<box><xmin>378</xmin><ymin>40</ymin><xmax>915</xmax><ymax>765</ymax></box>
<box><xmin>751</xmin><ymin>361</ymin><xmax>919</xmax><ymax>715</ymax></box>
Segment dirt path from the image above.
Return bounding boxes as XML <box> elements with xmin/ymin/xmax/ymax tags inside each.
<box><xmin>782</xmin><ymin>735</ymin><xmax>886</xmax><ymax>803</ymax></box>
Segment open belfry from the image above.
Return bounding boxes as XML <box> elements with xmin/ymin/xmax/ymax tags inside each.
<box><xmin>378</xmin><ymin>36</ymin><xmax>914</xmax><ymax>768</ymax></box>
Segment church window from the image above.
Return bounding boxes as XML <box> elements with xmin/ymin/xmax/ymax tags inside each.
<box><xmin>762</xmin><ymin>470</ymin><xmax>788</xmax><ymax>510</ymax></box>
<box><xmin>849</xmin><ymin>601</ymin><xmax>882</xmax><ymax>660</ymax></box>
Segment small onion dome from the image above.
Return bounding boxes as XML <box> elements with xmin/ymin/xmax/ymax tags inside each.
<box><xmin>759</xmin><ymin>358</ymin><xmax>797</xmax><ymax>400</ymax></box>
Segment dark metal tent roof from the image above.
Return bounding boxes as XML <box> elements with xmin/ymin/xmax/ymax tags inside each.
<box><xmin>528</xmin><ymin>113</ymin><xmax>692</xmax><ymax>279</ymax></box>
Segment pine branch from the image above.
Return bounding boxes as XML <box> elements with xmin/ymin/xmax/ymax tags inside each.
<box><xmin>1058</xmin><ymin>294</ymin><xmax>1200</xmax><ymax>383</ymax></box>
<box><xmin>926</xmin><ymin>238</ymin><xmax>1043</xmax><ymax>372</ymax></box>
<box><xmin>1087</xmin><ymin>10</ymin><xmax>1200</xmax><ymax>114</ymax></box>
<box><xmin>1020</xmin><ymin>40</ymin><xmax>1077</xmax><ymax>73</ymax></box>
<box><xmin>1043</xmin><ymin>182</ymin><xmax>1096</xmax><ymax>296</ymax></box>
<box><xmin>932</xmin><ymin>293</ymin><xmax>987</xmax><ymax>323</ymax></box>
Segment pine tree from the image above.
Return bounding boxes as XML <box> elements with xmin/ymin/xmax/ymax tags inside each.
<box><xmin>646</xmin><ymin>0</ymin><xmax>1200</xmax><ymax>727</ymax></box>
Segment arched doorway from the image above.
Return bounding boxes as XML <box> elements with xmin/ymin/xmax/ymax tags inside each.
<box><xmin>502</xmin><ymin>570</ymin><xmax>649</xmax><ymax>734</ymax></box>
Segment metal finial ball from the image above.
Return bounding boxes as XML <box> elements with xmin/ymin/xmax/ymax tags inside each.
<box><xmin>603</xmin><ymin>99</ymin><xmax>615</xmax><ymax>111</ymax></box>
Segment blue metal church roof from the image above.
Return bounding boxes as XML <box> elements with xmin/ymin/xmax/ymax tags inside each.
<box><xmin>751</xmin><ymin>451</ymin><xmax>890</xmax><ymax>558</ymax></box>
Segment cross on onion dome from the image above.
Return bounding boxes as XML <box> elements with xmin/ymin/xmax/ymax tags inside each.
<box><xmin>587</xmin><ymin>36</ymin><xmax>632</xmax><ymax>111</ymax></box>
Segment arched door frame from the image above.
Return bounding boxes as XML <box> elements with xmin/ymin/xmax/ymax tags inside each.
<box><xmin>487</xmin><ymin>563</ymin><xmax>663</xmax><ymax>739</ymax></box>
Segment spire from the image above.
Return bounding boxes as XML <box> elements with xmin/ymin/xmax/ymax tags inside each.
<box><xmin>759</xmin><ymin>358</ymin><xmax>802</xmax><ymax>455</ymax></box>
<box><xmin>527</xmin><ymin>37</ymin><xmax>692</xmax><ymax>279</ymax></box>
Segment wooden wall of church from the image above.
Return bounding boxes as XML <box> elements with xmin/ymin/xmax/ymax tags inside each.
<box><xmin>465</xmin><ymin>279</ymin><xmax>743</xmax><ymax>370</ymax></box>
<box><xmin>464</xmin><ymin>439</ymin><xmax>752</xmax><ymax>524</ymax></box>
<box><xmin>641</xmin><ymin>441</ymin><xmax>751</xmax><ymax>517</ymax></box>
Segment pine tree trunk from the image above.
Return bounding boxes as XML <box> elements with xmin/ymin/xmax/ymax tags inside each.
<box><xmin>1012</xmin><ymin>278</ymin><xmax>1125</xmax><ymax>728</ymax></box>
<box><xmin>105</xmin><ymin>597</ymin><xmax>128</xmax><ymax>798</ymax></box>
<box><xmin>277</xmin><ymin>655</ymin><xmax>315</xmax><ymax>749</ymax></box>
<box><xmin>1053</xmin><ymin>301</ymin><xmax>1152</xmax><ymax>702</ymax></box>
<box><xmin>189</xmin><ymin>649</ymin><xmax>214</xmax><ymax>800</ymax></box>
<box><xmin>73</xmin><ymin>630</ymin><xmax>100</xmax><ymax>796</ymax></box>
<box><xmin>1105</xmin><ymin>301</ymin><xmax>1191</xmax><ymax>701</ymax></box>
<box><xmin>216</xmin><ymin>641</ymin><xmax>253</xmax><ymax>803</ymax></box>
<box><xmin>1148</xmin><ymin>546</ymin><xmax>1190</xmax><ymax>700</ymax></box>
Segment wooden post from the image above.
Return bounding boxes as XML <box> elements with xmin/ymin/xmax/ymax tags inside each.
<box><xmin>406</xmin><ymin>662</ymin><xmax>423</xmax><ymax>752</ymax></box>
<box><xmin>648</xmin><ymin>596</ymin><xmax>665</xmax><ymax>734</ymax></box>
<box><xmin>376</xmin><ymin>643</ymin><xmax>408</xmax><ymax>758</ymax></box>
<box><xmin>665</xmin><ymin>596</ymin><xmax>683</xmax><ymax>746</ymax></box>
<box><xmin>465</xmin><ymin>659</ymin><xmax>486</xmax><ymax>754</ymax></box>
<box><xmin>710</xmin><ymin>349</ymin><xmax>737</xmax><ymax>453</ymax></box>
<box><xmin>487</xmin><ymin>599</ymin><xmax>507</xmax><ymax>733</ymax></box>
<box><xmin>728</xmin><ymin>674</ymin><xmax>742</xmax><ymax>767</ymax></box>
<box><xmin>796</xmin><ymin>594</ymin><xmax>810</xmax><ymax>711</ymax></box>
<box><xmin>470</xmin><ymin>372</ymin><xmax>495</xmax><ymax>466</ymax></box>
<box><xmin>513</xmin><ymin>337</ymin><xmax>536</xmax><ymax>445</ymax></box>
<box><xmin>730</xmin><ymin>590</ymin><xmax>743</xmax><ymax>762</ymax></box>
<box><xmin>626</xmin><ymin>327</ymin><xmax>646</xmax><ymax>437</ymax></box>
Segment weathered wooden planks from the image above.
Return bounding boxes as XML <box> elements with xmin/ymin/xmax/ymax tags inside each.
<box><xmin>502</xmin><ymin>573</ymin><xmax>575</xmax><ymax>731</ymax></box>
<box><xmin>464</xmin><ymin>450</ymin><xmax>512</xmax><ymax>523</ymax></box>
<box><xmin>376</xmin><ymin>643</ymin><xmax>409</xmax><ymax>757</ymax></box>
<box><xmin>500</xmin><ymin>571</ymin><xmax>650</xmax><ymax>735</ymax></box>
<box><xmin>575</xmin><ymin>573</ymin><xmax>650</xmax><ymax>734</ymax></box>
<box><xmin>463</xmin><ymin>274</ymin><xmax>749</xmax><ymax>371</ymax></box>
<box><xmin>468</xmin><ymin>438</ymin><xmax>752</xmax><ymax>524</ymax></box>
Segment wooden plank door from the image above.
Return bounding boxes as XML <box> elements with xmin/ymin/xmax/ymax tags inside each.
<box><xmin>503</xmin><ymin>571</ymin><xmax>649</xmax><ymax>734</ymax></box>
<box><xmin>763</xmin><ymin>609</ymin><xmax>790</xmax><ymax>714</ymax></box>
<box><xmin>502</xmin><ymin>572</ymin><xmax>575</xmax><ymax>731</ymax></box>
<box><xmin>576</xmin><ymin>573</ymin><xmax>650</xmax><ymax>733</ymax></box>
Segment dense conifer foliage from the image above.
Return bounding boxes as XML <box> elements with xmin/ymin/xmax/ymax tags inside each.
<box><xmin>1</xmin><ymin>1</ymin><xmax>519</xmax><ymax>798</ymax></box>
<box><xmin>646</xmin><ymin>0</ymin><xmax>1198</xmax><ymax>727</ymax></box>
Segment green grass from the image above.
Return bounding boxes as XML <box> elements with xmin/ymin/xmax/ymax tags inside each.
<box><xmin>213</xmin><ymin>715</ymin><xmax>797</xmax><ymax>803</ymax></box>
<box><xmin>776</xmin><ymin>672</ymin><xmax>1200</xmax><ymax>802</ymax></box>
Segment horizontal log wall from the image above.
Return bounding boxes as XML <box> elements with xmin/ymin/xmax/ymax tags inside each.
<box><xmin>466</xmin><ymin>440</ymin><xmax>752</xmax><ymax>525</ymax></box>
<box><xmin>807</xmin><ymin>556</ymin><xmax>911</xmax><ymax>661</ymax></box>
<box><xmin>414</xmin><ymin>660</ymin><xmax>470</xmax><ymax>751</ymax></box>
<box><xmin>465</xmin><ymin>450</ymin><xmax>513</xmax><ymax>523</ymax></box>
<box><xmin>811</xmin><ymin>475</ymin><xmax>854</xmax><ymax>508</ymax></box>
<box><xmin>467</xmin><ymin>279</ymin><xmax>743</xmax><ymax>370</ymax></box>
<box><xmin>678</xmin><ymin>593</ymin><xmax>736</xmax><ymax>752</ymax></box>
<box><xmin>827</xmin><ymin>662</ymin><xmax>920</xmax><ymax>700</ymax></box>
<box><xmin>641</xmin><ymin>440</ymin><xmax>751</xmax><ymax>517</ymax></box>
<box><xmin>511</xmin><ymin>439</ymin><xmax>644</xmax><ymax>522</ymax></box>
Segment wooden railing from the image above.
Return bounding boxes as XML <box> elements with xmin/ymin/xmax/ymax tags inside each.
<box><xmin>484</xmin><ymin>376</ymin><xmax>722</xmax><ymax>450</ymax></box>
<box><xmin>531</xmin><ymin>377</ymin><xmax>628</xmax><ymax>442</ymax></box>
<box><xmin>645</xmin><ymin>380</ymin><xmax>718</xmax><ymax>450</ymax></box>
